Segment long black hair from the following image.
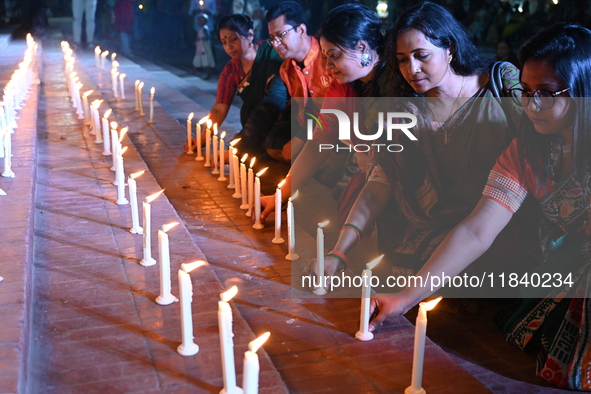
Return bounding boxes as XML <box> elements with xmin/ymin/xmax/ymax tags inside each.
<box><xmin>217</xmin><ymin>14</ymin><xmax>253</xmax><ymax>39</ymax></box>
<box><xmin>517</xmin><ymin>23</ymin><xmax>591</xmax><ymax>187</ymax></box>
<box><xmin>386</xmin><ymin>2</ymin><xmax>487</xmax><ymax>83</ymax></box>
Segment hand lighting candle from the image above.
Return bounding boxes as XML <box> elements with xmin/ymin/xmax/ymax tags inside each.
<box><xmin>271</xmin><ymin>179</ymin><xmax>286</xmax><ymax>243</ymax></box>
<box><xmin>242</xmin><ymin>332</ymin><xmax>271</xmax><ymax>394</ymax></box>
<box><xmin>204</xmin><ymin>119</ymin><xmax>212</xmax><ymax>167</ymax></box>
<box><xmin>218</xmin><ymin>286</ymin><xmax>243</xmax><ymax>394</ymax></box>
<box><xmin>156</xmin><ymin>222</ymin><xmax>180</xmax><ymax>305</ymax></box>
<box><xmin>239</xmin><ymin>154</ymin><xmax>248</xmax><ymax>209</ymax></box>
<box><xmin>406</xmin><ymin>297</ymin><xmax>442</xmax><ymax>394</ymax></box>
<box><xmin>313</xmin><ymin>221</ymin><xmax>330</xmax><ymax>295</ymax></box>
<box><xmin>218</xmin><ymin>131</ymin><xmax>227</xmax><ymax>181</ymax></box>
<box><xmin>148</xmin><ymin>87</ymin><xmax>155</xmax><ymax>124</ymax></box>
<box><xmin>286</xmin><ymin>190</ymin><xmax>299</xmax><ymax>261</ymax></box>
<box><xmin>355</xmin><ymin>255</ymin><xmax>384</xmax><ymax>341</ymax></box>
<box><xmin>245</xmin><ymin>157</ymin><xmax>256</xmax><ymax>216</ymax></box>
<box><xmin>128</xmin><ymin>170</ymin><xmax>145</xmax><ymax>234</ymax></box>
<box><xmin>140</xmin><ymin>189</ymin><xmax>165</xmax><ymax>267</ymax></box>
<box><xmin>186</xmin><ymin>112</ymin><xmax>194</xmax><ymax>154</ymax></box>
<box><xmin>252</xmin><ymin>168</ymin><xmax>268</xmax><ymax>230</ymax></box>
<box><xmin>177</xmin><ymin>261</ymin><xmax>206</xmax><ymax>356</ymax></box>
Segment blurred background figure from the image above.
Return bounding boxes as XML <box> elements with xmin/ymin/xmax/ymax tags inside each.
<box><xmin>112</xmin><ymin>0</ymin><xmax>133</xmax><ymax>56</ymax></box>
<box><xmin>494</xmin><ymin>38</ymin><xmax>519</xmax><ymax>68</ymax></box>
<box><xmin>72</xmin><ymin>0</ymin><xmax>97</xmax><ymax>47</ymax></box>
<box><xmin>192</xmin><ymin>13</ymin><xmax>215</xmax><ymax>79</ymax></box>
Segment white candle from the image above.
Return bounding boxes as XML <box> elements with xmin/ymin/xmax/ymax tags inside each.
<box><xmin>119</xmin><ymin>73</ymin><xmax>126</xmax><ymax>99</ymax></box>
<box><xmin>272</xmin><ymin>179</ymin><xmax>286</xmax><ymax>243</ymax></box>
<box><xmin>239</xmin><ymin>154</ymin><xmax>248</xmax><ymax>208</ymax></box>
<box><xmin>100</xmin><ymin>108</ymin><xmax>112</xmax><ymax>150</ymax></box>
<box><xmin>286</xmin><ymin>191</ymin><xmax>299</xmax><ymax>261</ymax></box>
<box><xmin>407</xmin><ymin>297</ymin><xmax>442</xmax><ymax>394</ymax></box>
<box><xmin>212</xmin><ymin>127</ymin><xmax>219</xmax><ymax>175</ymax></box>
<box><xmin>186</xmin><ymin>112</ymin><xmax>194</xmax><ymax>154</ymax></box>
<box><xmin>116</xmin><ymin>147</ymin><xmax>129</xmax><ymax>205</ymax></box>
<box><xmin>128</xmin><ymin>170</ymin><xmax>145</xmax><ymax>234</ymax></box>
<box><xmin>134</xmin><ymin>80</ymin><xmax>140</xmax><ymax>111</ymax></box>
<box><xmin>246</xmin><ymin>157</ymin><xmax>256</xmax><ymax>216</ymax></box>
<box><xmin>1</xmin><ymin>132</ymin><xmax>13</xmax><ymax>178</ymax></box>
<box><xmin>94</xmin><ymin>46</ymin><xmax>101</xmax><ymax>67</ymax></box>
<box><xmin>218</xmin><ymin>131</ymin><xmax>227</xmax><ymax>181</ymax></box>
<box><xmin>177</xmin><ymin>262</ymin><xmax>206</xmax><ymax>356</ymax></box>
<box><xmin>243</xmin><ymin>332</ymin><xmax>270</xmax><ymax>394</ymax></box>
<box><xmin>140</xmin><ymin>189</ymin><xmax>164</xmax><ymax>267</ymax></box>
<box><xmin>89</xmin><ymin>99</ymin><xmax>102</xmax><ymax>136</ymax></box>
<box><xmin>228</xmin><ymin>139</ymin><xmax>240</xmax><ymax>189</ymax></box>
<box><xmin>110</xmin><ymin>122</ymin><xmax>118</xmax><ymax>171</ymax></box>
<box><xmin>196</xmin><ymin>117</ymin><xmax>205</xmax><ymax>161</ymax></box>
<box><xmin>111</xmin><ymin>69</ymin><xmax>119</xmax><ymax>98</ymax></box>
<box><xmin>218</xmin><ymin>286</ymin><xmax>242</xmax><ymax>394</ymax></box>
<box><xmin>82</xmin><ymin>90</ymin><xmax>93</xmax><ymax>126</ymax></box>
<box><xmin>156</xmin><ymin>222</ymin><xmax>180</xmax><ymax>305</ymax></box>
<box><xmin>313</xmin><ymin>221</ymin><xmax>329</xmax><ymax>295</ymax></box>
<box><xmin>75</xmin><ymin>82</ymin><xmax>85</xmax><ymax>120</ymax></box>
<box><xmin>232</xmin><ymin>148</ymin><xmax>241</xmax><ymax>198</ymax></box>
<box><xmin>355</xmin><ymin>255</ymin><xmax>384</xmax><ymax>341</ymax></box>
<box><xmin>111</xmin><ymin>52</ymin><xmax>117</xmax><ymax>65</ymax></box>
<box><xmin>148</xmin><ymin>87</ymin><xmax>155</xmax><ymax>123</ymax></box>
<box><xmin>138</xmin><ymin>82</ymin><xmax>145</xmax><ymax>116</ymax></box>
<box><xmin>252</xmin><ymin>168</ymin><xmax>268</xmax><ymax>230</ymax></box>
<box><xmin>101</xmin><ymin>51</ymin><xmax>109</xmax><ymax>70</ymax></box>
<box><xmin>204</xmin><ymin>120</ymin><xmax>212</xmax><ymax>167</ymax></box>
<box><xmin>93</xmin><ymin>103</ymin><xmax>103</xmax><ymax>143</ymax></box>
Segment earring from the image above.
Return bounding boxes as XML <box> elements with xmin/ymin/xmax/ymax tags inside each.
<box><xmin>448</xmin><ymin>55</ymin><xmax>453</xmax><ymax>64</ymax></box>
<box><xmin>360</xmin><ymin>52</ymin><xmax>371</xmax><ymax>67</ymax></box>
<box><xmin>249</xmin><ymin>41</ymin><xmax>254</xmax><ymax>47</ymax></box>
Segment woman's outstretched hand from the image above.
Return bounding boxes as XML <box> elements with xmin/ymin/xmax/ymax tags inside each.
<box><xmin>301</xmin><ymin>256</ymin><xmax>342</xmax><ymax>293</ymax></box>
<box><xmin>368</xmin><ymin>295</ymin><xmax>417</xmax><ymax>332</ymax></box>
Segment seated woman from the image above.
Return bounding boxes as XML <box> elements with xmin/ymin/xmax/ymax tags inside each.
<box><xmin>259</xmin><ymin>2</ymin><xmax>399</xmax><ymax>223</ymax></box>
<box><xmin>369</xmin><ymin>23</ymin><xmax>591</xmax><ymax>391</ymax></box>
<box><xmin>185</xmin><ymin>14</ymin><xmax>285</xmax><ymax>152</ymax></box>
<box><xmin>304</xmin><ymin>1</ymin><xmax>538</xmax><ymax>291</ymax></box>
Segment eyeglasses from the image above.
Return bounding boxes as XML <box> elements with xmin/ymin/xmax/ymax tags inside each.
<box><xmin>267</xmin><ymin>26</ymin><xmax>296</xmax><ymax>45</ymax></box>
<box><xmin>508</xmin><ymin>85</ymin><xmax>571</xmax><ymax>109</ymax></box>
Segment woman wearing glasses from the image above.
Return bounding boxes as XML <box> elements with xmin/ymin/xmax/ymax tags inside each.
<box><xmin>370</xmin><ymin>23</ymin><xmax>591</xmax><ymax>390</ymax></box>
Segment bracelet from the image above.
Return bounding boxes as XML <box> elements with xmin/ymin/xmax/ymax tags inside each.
<box><xmin>341</xmin><ymin>223</ymin><xmax>362</xmax><ymax>244</ymax></box>
<box><xmin>326</xmin><ymin>250</ymin><xmax>348</xmax><ymax>273</ymax></box>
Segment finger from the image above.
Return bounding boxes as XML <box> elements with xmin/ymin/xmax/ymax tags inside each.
<box><xmin>368</xmin><ymin>309</ymin><xmax>388</xmax><ymax>333</ymax></box>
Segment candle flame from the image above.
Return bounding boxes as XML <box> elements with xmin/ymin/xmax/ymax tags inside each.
<box><xmin>198</xmin><ymin>116</ymin><xmax>209</xmax><ymax>124</ymax></box>
<box><xmin>138</xmin><ymin>82</ymin><xmax>144</xmax><ymax>89</ymax></box>
<box><xmin>420</xmin><ymin>296</ymin><xmax>443</xmax><ymax>311</ymax></box>
<box><xmin>130</xmin><ymin>170</ymin><xmax>145</xmax><ymax>179</ymax></box>
<box><xmin>119</xmin><ymin>127</ymin><xmax>129</xmax><ymax>142</ymax></box>
<box><xmin>120</xmin><ymin>146</ymin><xmax>128</xmax><ymax>155</ymax></box>
<box><xmin>111</xmin><ymin>53</ymin><xmax>117</xmax><ymax>60</ymax></box>
<box><xmin>366</xmin><ymin>254</ymin><xmax>384</xmax><ymax>270</ymax></box>
<box><xmin>182</xmin><ymin>260</ymin><xmax>207</xmax><ymax>273</ymax></box>
<box><xmin>256</xmin><ymin>167</ymin><xmax>268</xmax><ymax>177</ymax></box>
<box><xmin>278</xmin><ymin>179</ymin><xmax>286</xmax><ymax>188</ymax></box>
<box><xmin>249</xmin><ymin>332</ymin><xmax>270</xmax><ymax>353</ymax></box>
<box><xmin>220</xmin><ymin>131</ymin><xmax>226</xmax><ymax>140</ymax></box>
<box><xmin>110</xmin><ymin>121</ymin><xmax>118</xmax><ymax>129</ymax></box>
<box><xmin>289</xmin><ymin>190</ymin><xmax>299</xmax><ymax>201</ymax></box>
<box><xmin>162</xmin><ymin>222</ymin><xmax>179</xmax><ymax>233</ymax></box>
<box><xmin>135</xmin><ymin>80</ymin><xmax>140</xmax><ymax>86</ymax></box>
<box><xmin>69</xmin><ymin>72</ymin><xmax>77</xmax><ymax>78</ymax></box>
<box><xmin>146</xmin><ymin>189</ymin><xmax>165</xmax><ymax>204</ymax></box>
<box><xmin>90</xmin><ymin>99</ymin><xmax>102</xmax><ymax>109</ymax></box>
<box><xmin>188</xmin><ymin>112</ymin><xmax>194</xmax><ymax>121</ymax></box>
<box><xmin>221</xmin><ymin>285</ymin><xmax>238</xmax><ymax>302</ymax></box>
<box><xmin>249</xmin><ymin>157</ymin><xmax>256</xmax><ymax>168</ymax></box>
<box><xmin>229</xmin><ymin>138</ymin><xmax>241</xmax><ymax>147</ymax></box>
<box><xmin>213</xmin><ymin>129</ymin><xmax>218</xmax><ymax>137</ymax></box>
<box><xmin>102</xmin><ymin>50</ymin><xmax>109</xmax><ymax>56</ymax></box>
<box><xmin>95</xmin><ymin>46</ymin><xmax>101</xmax><ymax>54</ymax></box>
<box><xmin>213</xmin><ymin>123</ymin><xmax>218</xmax><ymax>134</ymax></box>
<box><xmin>83</xmin><ymin>90</ymin><xmax>94</xmax><ymax>97</ymax></box>
<box><xmin>103</xmin><ymin>108</ymin><xmax>112</xmax><ymax>118</ymax></box>
<box><xmin>150</xmin><ymin>87</ymin><xmax>155</xmax><ymax>95</ymax></box>
<box><xmin>241</xmin><ymin>154</ymin><xmax>248</xmax><ymax>163</ymax></box>
<box><xmin>119</xmin><ymin>73</ymin><xmax>126</xmax><ymax>79</ymax></box>
<box><xmin>318</xmin><ymin>220</ymin><xmax>329</xmax><ymax>228</ymax></box>
<box><xmin>206</xmin><ymin>119</ymin><xmax>212</xmax><ymax>129</ymax></box>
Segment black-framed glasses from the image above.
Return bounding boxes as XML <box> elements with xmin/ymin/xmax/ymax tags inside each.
<box><xmin>508</xmin><ymin>85</ymin><xmax>571</xmax><ymax>109</ymax></box>
<box><xmin>267</xmin><ymin>26</ymin><xmax>296</xmax><ymax>45</ymax></box>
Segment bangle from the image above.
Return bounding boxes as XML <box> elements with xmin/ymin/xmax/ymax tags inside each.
<box><xmin>341</xmin><ymin>223</ymin><xmax>362</xmax><ymax>244</ymax></box>
<box><xmin>326</xmin><ymin>250</ymin><xmax>348</xmax><ymax>273</ymax></box>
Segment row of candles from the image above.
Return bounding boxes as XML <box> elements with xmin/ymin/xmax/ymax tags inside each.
<box><xmin>0</xmin><ymin>34</ymin><xmax>39</xmax><ymax>195</ymax></box>
<box><xmin>72</xmin><ymin>42</ymin><xmax>440</xmax><ymax>394</ymax></box>
<box><xmin>60</xmin><ymin>42</ymin><xmax>271</xmax><ymax>393</ymax></box>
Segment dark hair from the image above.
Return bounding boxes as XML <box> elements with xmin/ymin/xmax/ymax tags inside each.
<box><xmin>517</xmin><ymin>23</ymin><xmax>591</xmax><ymax>187</ymax></box>
<box><xmin>387</xmin><ymin>2</ymin><xmax>487</xmax><ymax>78</ymax></box>
<box><xmin>266</xmin><ymin>1</ymin><xmax>308</xmax><ymax>31</ymax></box>
<box><xmin>217</xmin><ymin>14</ymin><xmax>253</xmax><ymax>38</ymax></box>
<box><xmin>319</xmin><ymin>3</ymin><xmax>385</xmax><ymax>57</ymax></box>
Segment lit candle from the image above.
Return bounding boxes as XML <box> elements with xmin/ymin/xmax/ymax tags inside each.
<box><xmin>1</xmin><ymin>131</ymin><xmax>13</xmax><ymax>178</ymax></box>
<box><xmin>218</xmin><ymin>131</ymin><xmax>227</xmax><ymax>181</ymax></box>
<box><xmin>271</xmin><ymin>179</ymin><xmax>286</xmax><ymax>242</ymax></box>
<box><xmin>232</xmin><ymin>147</ymin><xmax>241</xmax><ymax>198</ymax></box>
<box><xmin>116</xmin><ymin>147</ymin><xmax>129</xmax><ymax>205</ymax></box>
<box><xmin>75</xmin><ymin>81</ymin><xmax>84</xmax><ymax>120</ymax></box>
<box><xmin>196</xmin><ymin>116</ymin><xmax>207</xmax><ymax>161</ymax></box>
<box><xmin>140</xmin><ymin>189</ymin><xmax>164</xmax><ymax>267</ymax></box>
<box><xmin>228</xmin><ymin>139</ymin><xmax>240</xmax><ymax>189</ymax></box>
<box><xmin>252</xmin><ymin>168</ymin><xmax>268</xmax><ymax>230</ymax></box>
<box><xmin>82</xmin><ymin>89</ymin><xmax>93</xmax><ymax>126</ymax></box>
<box><xmin>204</xmin><ymin>119</ymin><xmax>212</xmax><ymax>167</ymax></box>
<box><xmin>100</xmin><ymin>108</ymin><xmax>112</xmax><ymax>150</ymax></box>
<box><xmin>114</xmin><ymin>127</ymin><xmax>129</xmax><ymax>179</ymax></box>
<box><xmin>111</xmin><ymin>69</ymin><xmax>119</xmax><ymax>98</ymax></box>
<box><xmin>110</xmin><ymin>121</ymin><xmax>119</xmax><ymax>171</ymax></box>
<box><xmin>313</xmin><ymin>221</ymin><xmax>330</xmax><ymax>295</ymax></box>
<box><xmin>156</xmin><ymin>222</ymin><xmax>180</xmax><ymax>305</ymax></box>
<box><xmin>111</xmin><ymin>52</ymin><xmax>117</xmax><ymax>65</ymax></box>
<box><xmin>218</xmin><ymin>286</ymin><xmax>242</xmax><ymax>393</ymax></box>
<box><xmin>286</xmin><ymin>191</ymin><xmax>299</xmax><ymax>261</ymax></box>
<box><xmin>245</xmin><ymin>157</ymin><xmax>256</xmax><ymax>216</ymax></box>
<box><xmin>128</xmin><ymin>170</ymin><xmax>145</xmax><ymax>234</ymax></box>
<box><xmin>148</xmin><ymin>87</ymin><xmax>155</xmax><ymax>124</ymax></box>
<box><xmin>212</xmin><ymin>125</ymin><xmax>219</xmax><ymax>175</ymax></box>
<box><xmin>243</xmin><ymin>332</ymin><xmax>271</xmax><ymax>394</ymax></box>
<box><xmin>94</xmin><ymin>46</ymin><xmax>101</xmax><ymax>67</ymax></box>
<box><xmin>186</xmin><ymin>112</ymin><xmax>194</xmax><ymax>154</ymax></box>
<box><xmin>119</xmin><ymin>73</ymin><xmax>126</xmax><ymax>99</ymax></box>
<box><xmin>90</xmin><ymin>98</ymin><xmax>102</xmax><ymax>136</ymax></box>
<box><xmin>407</xmin><ymin>297</ymin><xmax>442</xmax><ymax>394</ymax></box>
<box><xmin>138</xmin><ymin>82</ymin><xmax>145</xmax><ymax>116</ymax></box>
<box><xmin>355</xmin><ymin>255</ymin><xmax>384</xmax><ymax>341</ymax></box>
<box><xmin>134</xmin><ymin>80</ymin><xmax>140</xmax><ymax>111</ymax></box>
<box><xmin>239</xmin><ymin>154</ymin><xmax>248</xmax><ymax>209</ymax></box>
<box><xmin>101</xmin><ymin>50</ymin><xmax>109</xmax><ymax>70</ymax></box>
<box><xmin>177</xmin><ymin>261</ymin><xmax>206</xmax><ymax>356</ymax></box>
